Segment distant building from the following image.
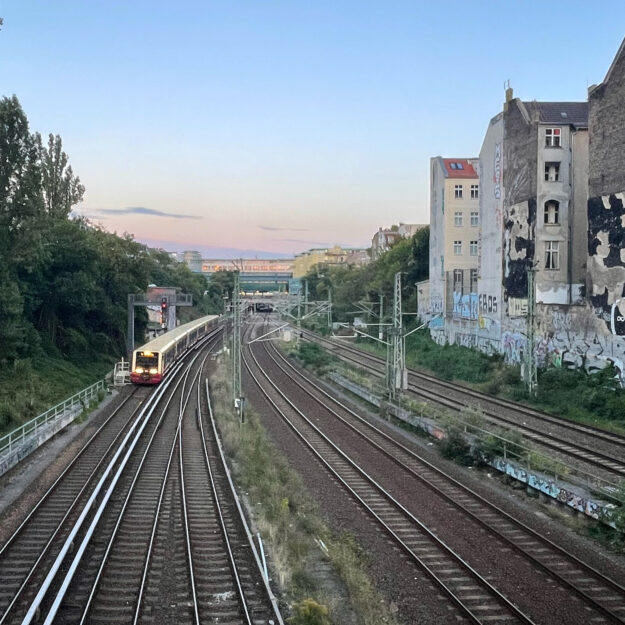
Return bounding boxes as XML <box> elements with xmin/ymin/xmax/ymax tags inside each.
<box><xmin>428</xmin><ymin>157</ymin><xmax>480</xmax><ymax>329</ymax></box>
<box><xmin>371</xmin><ymin>223</ymin><xmax>427</xmax><ymax>259</ymax></box>
<box><xmin>292</xmin><ymin>245</ymin><xmax>368</xmax><ymax>278</ymax></box>
<box><xmin>183</xmin><ymin>250</ymin><xmax>202</xmax><ymax>273</ymax></box>
<box><xmin>200</xmin><ymin>258</ymin><xmax>294</xmax><ymax>274</ymax></box>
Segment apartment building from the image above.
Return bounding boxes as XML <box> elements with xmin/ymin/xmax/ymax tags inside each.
<box><xmin>429</xmin><ymin>157</ymin><xmax>480</xmax><ymax>329</ymax></box>
<box><xmin>371</xmin><ymin>223</ymin><xmax>427</xmax><ymax>259</ymax></box>
<box><xmin>292</xmin><ymin>245</ymin><xmax>368</xmax><ymax>278</ymax></box>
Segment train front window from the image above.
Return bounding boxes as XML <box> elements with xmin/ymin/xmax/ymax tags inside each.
<box><xmin>135</xmin><ymin>351</ymin><xmax>158</xmax><ymax>371</ymax></box>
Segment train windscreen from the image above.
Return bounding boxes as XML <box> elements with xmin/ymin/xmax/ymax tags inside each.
<box><xmin>135</xmin><ymin>351</ymin><xmax>159</xmax><ymax>369</ymax></box>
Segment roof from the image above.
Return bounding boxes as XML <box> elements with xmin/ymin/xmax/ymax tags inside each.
<box><xmin>441</xmin><ymin>158</ymin><xmax>478</xmax><ymax>179</ymax></box>
<box><xmin>136</xmin><ymin>315</ymin><xmax>219</xmax><ymax>354</ymax></box>
<box><xmin>522</xmin><ymin>101</ymin><xmax>588</xmax><ymax>127</ymax></box>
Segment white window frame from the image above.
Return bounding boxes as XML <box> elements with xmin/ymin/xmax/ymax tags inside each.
<box><xmin>545</xmin><ymin>241</ymin><xmax>560</xmax><ymax>270</ymax></box>
<box><xmin>544</xmin><ymin>200</ymin><xmax>560</xmax><ymax>225</ymax></box>
<box><xmin>470</xmin><ymin>211</ymin><xmax>479</xmax><ymax>227</ymax></box>
<box><xmin>453</xmin><ymin>240</ymin><xmax>462</xmax><ymax>255</ymax></box>
<box><xmin>470</xmin><ymin>184</ymin><xmax>479</xmax><ymax>199</ymax></box>
<box><xmin>454</xmin><ymin>185</ymin><xmax>463</xmax><ymax>199</ymax></box>
<box><xmin>454</xmin><ymin>211</ymin><xmax>463</xmax><ymax>227</ymax></box>
<box><xmin>453</xmin><ymin>268</ymin><xmax>463</xmax><ymax>285</ymax></box>
<box><xmin>545</xmin><ymin>128</ymin><xmax>561</xmax><ymax>147</ymax></box>
<box><xmin>469</xmin><ymin>240</ymin><xmax>478</xmax><ymax>256</ymax></box>
<box><xmin>470</xmin><ymin>268</ymin><xmax>478</xmax><ymax>288</ymax></box>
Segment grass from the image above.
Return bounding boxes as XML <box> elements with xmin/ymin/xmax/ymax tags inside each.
<box><xmin>350</xmin><ymin>328</ymin><xmax>625</xmax><ymax>435</ymax></box>
<box><xmin>0</xmin><ymin>353</ymin><xmax>114</xmax><ymax>435</ymax></box>
<box><xmin>209</xmin><ymin>359</ymin><xmax>399</xmax><ymax>625</ymax></box>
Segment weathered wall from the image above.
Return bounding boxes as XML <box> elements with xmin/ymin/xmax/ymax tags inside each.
<box><xmin>476</xmin><ymin>112</ymin><xmax>504</xmax><ymax>352</ymax></box>
<box><xmin>429</xmin><ymin>158</ymin><xmax>446</xmax><ymax>317</ymax></box>
<box><xmin>589</xmin><ymin>39</ymin><xmax>625</xmax><ymax>198</ymax></box>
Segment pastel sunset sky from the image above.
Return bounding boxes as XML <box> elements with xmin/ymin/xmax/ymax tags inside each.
<box><xmin>1</xmin><ymin>1</ymin><xmax>623</xmax><ymax>257</ymax></box>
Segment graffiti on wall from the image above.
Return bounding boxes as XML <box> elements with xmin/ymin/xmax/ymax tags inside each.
<box><xmin>452</xmin><ymin>292</ymin><xmax>478</xmax><ymax>320</ymax></box>
<box><xmin>508</xmin><ymin>297</ymin><xmax>528</xmax><ymax>317</ymax></box>
<box><xmin>503</xmin><ymin>199</ymin><xmax>535</xmax><ymax>305</ymax></box>
<box><xmin>587</xmin><ymin>192</ymin><xmax>625</xmax><ymax>328</ymax></box>
<box><xmin>502</xmin><ymin>331</ymin><xmax>526</xmax><ymax>364</ymax></box>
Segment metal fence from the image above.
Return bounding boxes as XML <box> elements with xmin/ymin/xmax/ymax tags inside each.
<box><xmin>0</xmin><ymin>379</ymin><xmax>107</xmax><ymax>458</ymax></box>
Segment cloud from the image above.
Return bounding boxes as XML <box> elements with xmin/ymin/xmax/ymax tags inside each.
<box><xmin>85</xmin><ymin>206</ymin><xmax>201</xmax><ymax>220</ymax></box>
<box><xmin>258</xmin><ymin>225</ymin><xmax>310</xmax><ymax>232</ymax></box>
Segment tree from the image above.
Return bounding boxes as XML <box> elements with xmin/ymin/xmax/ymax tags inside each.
<box><xmin>36</xmin><ymin>133</ymin><xmax>85</xmax><ymax>219</ymax></box>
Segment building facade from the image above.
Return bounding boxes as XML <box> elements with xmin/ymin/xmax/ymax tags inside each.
<box><xmin>292</xmin><ymin>245</ymin><xmax>368</xmax><ymax>278</ymax></box>
<box><xmin>429</xmin><ymin>157</ymin><xmax>480</xmax><ymax>338</ymax></box>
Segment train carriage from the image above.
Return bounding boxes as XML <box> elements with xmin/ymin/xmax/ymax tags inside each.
<box><xmin>130</xmin><ymin>315</ymin><xmax>220</xmax><ymax>384</ymax></box>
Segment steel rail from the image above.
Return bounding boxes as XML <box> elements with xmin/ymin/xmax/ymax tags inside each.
<box><xmin>243</xmin><ymin>341</ymin><xmax>536</xmax><ymax>625</ymax></box>
<box><xmin>0</xmin><ymin>391</ymin><xmax>142</xmax><ymax>625</ymax></box>
<box><xmin>301</xmin><ymin>330</ymin><xmax>625</xmax><ymax>478</ymax></box>
<box><xmin>304</xmin><ymin>328</ymin><xmax>625</xmax><ymax>446</ymax></box>
<box><xmin>204</xmin><ymin>379</ymin><xmax>285</xmax><ymax>625</ymax></box>
<box><xmin>196</xmin><ymin>373</ymin><xmax>252</xmax><ymax>624</ymax></box>
<box><xmin>262</xmin><ymin>339</ymin><xmax>625</xmax><ymax>623</ymax></box>
<box><xmin>77</xmin><ymin>347</ymin><xmax>204</xmax><ymax>625</ymax></box>
<box><xmin>20</xmin><ymin>360</ymin><xmax>186</xmax><ymax>625</ymax></box>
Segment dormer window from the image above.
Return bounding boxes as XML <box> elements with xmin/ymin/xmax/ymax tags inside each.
<box><xmin>544</xmin><ymin>200</ymin><xmax>560</xmax><ymax>224</ymax></box>
<box><xmin>545</xmin><ymin>128</ymin><xmax>561</xmax><ymax>147</ymax></box>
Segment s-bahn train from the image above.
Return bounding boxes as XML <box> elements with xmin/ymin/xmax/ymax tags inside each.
<box><xmin>130</xmin><ymin>315</ymin><xmax>220</xmax><ymax>384</ymax></box>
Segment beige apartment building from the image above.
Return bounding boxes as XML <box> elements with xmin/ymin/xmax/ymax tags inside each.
<box><xmin>429</xmin><ymin>157</ymin><xmax>480</xmax><ymax>318</ymax></box>
<box><xmin>292</xmin><ymin>245</ymin><xmax>368</xmax><ymax>278</ymax></box>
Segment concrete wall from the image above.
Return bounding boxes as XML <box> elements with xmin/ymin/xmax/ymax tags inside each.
<box><xmin>429</xmin><ymin>158</ymin><xmax>446</xmax><ymax>317</ymax></box>
<box><xmin>589</xmin><ymin>39</ymin><xmax>625</xmax><ymax>197</ymax></box>
<box><xmin>477</xmin><ymin>112</ymin><xmax>504</xmax><ymax>352</ymax></box>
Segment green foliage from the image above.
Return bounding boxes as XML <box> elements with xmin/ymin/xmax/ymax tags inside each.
<box><xmin>0</xmin><ymin>95</ymin><xmax>217</xmax><ymax>428</ymax></box>
<box><xmin>303</xmin><ymin>227</ymin><xmax>429</xmax><ymax>324</ymax></box>
<box><xmin>288</xmin><ymin>599</ymin><xmax>331</xmax><ymax>625</ymax></box>
<box><xmin>439</xmin><ymin>426</ymin><xmax>473</xmax><ymax>465</ymax></box>
<box><xmin>296</xmin><ymin>342</ymin><xmax>333</xmax><ymax>370</ymax></box>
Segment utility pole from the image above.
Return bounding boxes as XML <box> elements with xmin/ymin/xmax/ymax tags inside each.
<box><xmin>526</xmin><ymin>265</ymin><xmax>537</xmax><ymax>397</ymax></box>
<box><xmin>379</xmin><ymin>294</ymin><xmax>384</xmax><ymax>341</ymax></box>
<box><xmin>232</xmin><ymin>272</ymin><xmax>242</xmax><ymax>417</ymax></box>
<box><xmin>388</xmin><ymin>272</ymin><xmax>407</xmax><ymax>401</ymax></box>
<box><xmin>327</xmin><ymin>287</ymin><xmax>332</xmax><ymax>329</ymax></box>
<box><xmin>304</xmin><ymin>280</ymin><xmax>309</xmax><ymax>317</ymax></box>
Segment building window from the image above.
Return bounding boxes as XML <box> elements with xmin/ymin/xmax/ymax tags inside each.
<box><xmin>449</xmin><ymin>162</ymin><xmax>464</xmax><ymax>170</ymax></box>
<box><xmin>544</xmin><ymin>200</ymin><xmax>560</xmax><ymax>224</ymax></box>
<box><xmin>453</xmin><ymin>241</ymin><xmax>462</xmax><ymax>255</ymax></box>
<box><xmin>453</xmin><ymin>269</ymin><xmax>463</xmax><ymax>288</ymax></box>
<box><xmin>470</xmin><ymin>268</ymin><xmax>478</xmax><ymax>290</ymax></box>
<box><xmin>470</xmin><ymin>184</ymin><xmax>479</xmax><ymax>199</ymax></box>
<box><xmin>545</xmin><ymin>241</ymin><xmax>560</xmax><ymax>270</ymax></box>
<box><xmin>454</xmin><ymin>185</ymin><xmax>463</xmax><ymax>199</ymax></box>
<box><xmin>470</xmin><ymin>211</ymin><xmax>479</xmax><ymax>226</ymax></box>
<box><xmin>470</xmin><ymin>240</ymin><xmax>478</xmax><ymax>256</ymax></box>
<box><xmin>454</xmin><ymin>211</ymin><xmax>463</xmax><ymax>226</ymax></box>
<box><xmin>545</xmin><ymin>128</ymin><xmax>561</xmax><ymax>147</ymax></box>
<box><xmin>545</xmin><ymin>162</ymin><xmax>560</xmax><ymax>181</ymax></box>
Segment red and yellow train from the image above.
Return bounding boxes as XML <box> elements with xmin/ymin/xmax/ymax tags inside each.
<box><xmin>130</xmin><ymin>315</ymin><xmax>220</xmax><ymax>384</ymax></box>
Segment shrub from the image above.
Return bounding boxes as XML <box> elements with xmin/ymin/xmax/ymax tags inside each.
<box><xmin>439</xmin><ymin>427</ymin><xmax>473</xmax><ymax>465</ymax></box>
<box><xmin>288</xmin><ymin>599</ymin><xmax>331</xmax><ymax>625</ymax></box>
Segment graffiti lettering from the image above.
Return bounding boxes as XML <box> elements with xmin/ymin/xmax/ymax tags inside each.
<box><xmin>479</xmin><ymin>294</ymin><xmax>498</xmax><ymax>314</ymax></box>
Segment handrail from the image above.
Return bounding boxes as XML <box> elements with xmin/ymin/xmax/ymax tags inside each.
<box><xmin>0</xmin><ymin>379</ymin><xmax>107</xmax><ymax>458</ymax></box>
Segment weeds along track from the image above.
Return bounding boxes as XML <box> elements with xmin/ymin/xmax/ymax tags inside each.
<box><xmin>244</xmin><ymin>339</ymin><xmax>542</xmax><ymax>624</ymax></box>
<box><xmin>256</xmin><ymin>337</ymin><xmax>625</xmax><ymax>624</ymax></box>
<box><xmin>0</xmin><ymin>329</ymin><xmax>282</xmax><ymax>625</ymax></box>
<box><xmin>0</xmin><ymin>385</ymin><xmax>147</xmax><ymax>624</ymax></box>
<box><xmin>300</xmin><ymin>329</ymin><xmax>625</xmax><ymax>481</ymax></box>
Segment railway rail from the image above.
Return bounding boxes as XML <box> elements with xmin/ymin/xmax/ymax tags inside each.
<box><xmin>0</xmin><ymin>328</ymin><xmax>282</xmax><ymax>625</ymax></box>
<box><xmin>299</xmin><ymin>328</ymin><xmax>625</xmax><ymax>481</ymax></box>
<box><xmin>243</xmin><ymin>319</ymin><xmax>625</xmax><ymax>624</ymax></box>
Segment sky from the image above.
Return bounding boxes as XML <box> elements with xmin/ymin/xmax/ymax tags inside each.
<box><xmin>1</xmin><ymin>2</ymin><xmax>624</xmax><ymax>258</ymax></box>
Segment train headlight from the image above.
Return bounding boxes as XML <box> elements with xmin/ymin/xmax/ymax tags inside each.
<box><xmin>149</xmin><ymin>368</ymin><xmax>158</xmax><ymax>374</ymax></box>
<box><xmin>135</xmin><ymin>367</ymin><xmax>144</xmax><ymax>374</ymax></box>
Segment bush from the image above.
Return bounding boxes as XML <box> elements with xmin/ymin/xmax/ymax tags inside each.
<box><xmin>288</xmin><ymin>599</ymin><xmax>331</xmax><ymax>625</ymax></box>
<box><xmin>439</xmin><ymin>427</ymin><xmax>473</xmax><ymax>465</ymax></box>
<box><xmin>297</xmin><ymin>342</ymin><xmax>332</xmax><ymax>370</ymax></box>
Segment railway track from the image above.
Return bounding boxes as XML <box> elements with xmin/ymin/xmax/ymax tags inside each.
<box><xmin>0</xmin><ymin>329</ymin><xmax>282</xmax><ymax>625</ymax></box>
<box><xmin>300</xmin><ymin>328</ymin><xmax>625</xmax><ymax>481</ymax></box>
<box><xmin>243</xmin><ymin>319</ymin><xmax>625</xmax><ymax>624</ymax></box>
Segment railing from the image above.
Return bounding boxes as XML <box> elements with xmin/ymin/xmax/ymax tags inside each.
<box><xmin>0</xmin><ymin>379</ymin><xmax>107</xmax><ymax>459</ymax></box>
